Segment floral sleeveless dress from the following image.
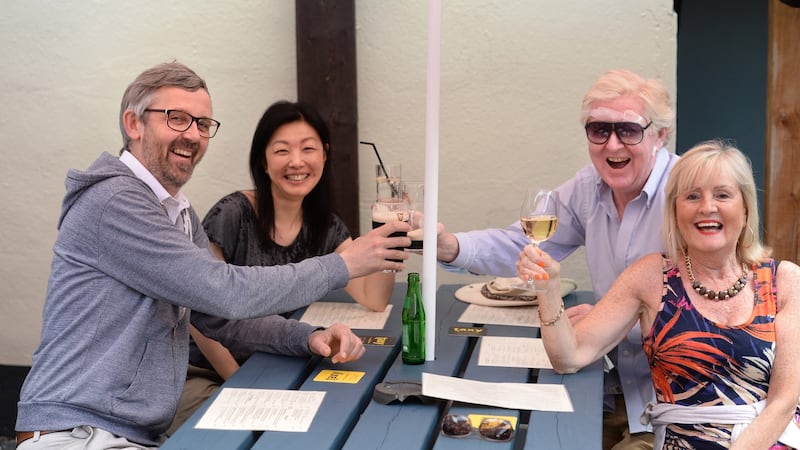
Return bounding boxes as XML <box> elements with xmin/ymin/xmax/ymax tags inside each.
<box><xmin>643</xmin><ymin>258</ymin><xmax>797</xmax><ymax>449</ymax></box>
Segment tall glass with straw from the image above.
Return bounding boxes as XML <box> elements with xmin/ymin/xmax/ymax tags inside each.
<box><xmin>361</xmin><ymin>142</ymin><xmax>408</xmax><ymax>272</ymax></box>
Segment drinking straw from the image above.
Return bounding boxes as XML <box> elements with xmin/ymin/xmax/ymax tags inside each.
<box><xmin>360</xmin><ymin>141</ymin><xmax>399</xmax><ymax>197</ymax></box>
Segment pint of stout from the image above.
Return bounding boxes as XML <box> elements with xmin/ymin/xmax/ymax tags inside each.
<box><xmin>371</xmin><ymin>200</ymin><xmax>410</xmax><ymax>263</ymax></box>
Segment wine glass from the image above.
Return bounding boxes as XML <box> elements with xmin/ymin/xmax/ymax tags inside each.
<box><xmin>402</xmin><ymin>181</ymin><xmax>424</xmax><ymax>254</ymax></box>
<box><xmin>516</xmin><ymin>188</ymin><xmax>559</xmax><ymax>291</ymax></box>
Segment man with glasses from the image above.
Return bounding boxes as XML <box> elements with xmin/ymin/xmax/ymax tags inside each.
<box><xmin>143</xmin><ymin>108</ymin><xmax>222</xmax><ymax>139</ymax></box>
<box><xmin>435</xmin><ymin>69</ymin><xmax>678</xmax><ymax>450</ymax></box>
<box><xmin>15</xmin><ymin>61</ymin><xmax>410</xmax><ymax>449</ymax></box>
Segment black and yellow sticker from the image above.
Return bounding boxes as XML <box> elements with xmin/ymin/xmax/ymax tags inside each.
<box><xmin>359</xmin><ymin>335</ymin><xmax>397</xmax><ymax>346</ymax></box>
<box><xmin>448</xmin><ymin>326</ymin><xmax>487</xmax><ymax>337</ymax></box>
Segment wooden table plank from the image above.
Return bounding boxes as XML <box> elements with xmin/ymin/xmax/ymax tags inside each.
<box><xmin>161</xmin><ymin>352</ymin><xmax>314</xmax><ymax>450</ymax></box>
<box><xmin>341</xmin><ymin>285</ymin><xmax>473</xmax><ymax>450</ymax></box>
<box><xmin>433</xmin><ymin>297</ymin><xmax>536</xmax><ymax>450</ymax></box>
<box><xmin>525</xmin><ymin>360</ymin><xmax>604</xmax><ymax>450</ymax></box>
<box><xmin>249</xmin><ymin>289</ymin><xmax>406</xmax><ymax>450</ymax></box>
<box><xmin>525</xmin><ymin>291</ymin><xmax>603</xmax><ymax>450</ymax></box>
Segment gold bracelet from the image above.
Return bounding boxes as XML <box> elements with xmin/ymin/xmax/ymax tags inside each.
<box><xmin>538</xmin><ymin>302</ymin><xmax>564</xmax><ymax>327</ymax></box>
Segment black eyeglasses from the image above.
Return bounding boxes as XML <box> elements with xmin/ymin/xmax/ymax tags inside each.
<box><xmin>144</xmin><ymin>109</ymin><xmax>221</xmax><ymax>138</ymax></box>
<box><xmin>584</xmin><ymin>121</ymin><xmax>653</xmax><ymax>145</ymax></box>
<box><xmin>440</xmin><ymin>414</ymin><xmax>514</xmax><ymax>442</ymax></box>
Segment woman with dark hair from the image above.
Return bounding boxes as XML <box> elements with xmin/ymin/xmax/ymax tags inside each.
<box><xmin>168</xmin><ymin>101</ymin><xmax>396</xmax><ymax>433</ymax></box>
<box><xmin>205</xmin><ymin>100</ymin><xmax>394</xmax><ymax>310</ymax></box>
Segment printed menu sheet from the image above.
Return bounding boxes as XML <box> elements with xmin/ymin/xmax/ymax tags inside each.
<box><xmin>195</xmin><ymin>388</ymin><xmax>325</xmax><ymax>431</ymax></box>
<box><xmin>300</xmin><ymin>303</ymin><xmax>392</xmax><ymax>329</ymax></box>
<box><xmin>457</xmin><ymin>304</ymin><xmax>538</xmax><ymax>327</ymax></box>
<box><xmin>421</xmin><ymin>372</ymin><xmax>573</xmax><ymax>412</ymax></box>
<box><xmin>478</xmin><ymin>336</ymin><xmax>553</xmax><ymax>369</ymax></box>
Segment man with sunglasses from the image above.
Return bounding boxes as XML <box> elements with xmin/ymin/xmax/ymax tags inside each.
<box><xmin>15</xmin><ymin>62</ymin><xmax>410</xmax><ymax>449</ymax></box>
<box><xmin>436</xmin><ymin>69</ymin><xmax>678</xmax><ymax>450</ymax></box>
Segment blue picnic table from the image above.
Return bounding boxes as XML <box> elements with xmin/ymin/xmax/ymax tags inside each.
<box><xmin>163</xmin><ymin>284</ymin><xmax>603</xmax><ymax>450</ymax></box>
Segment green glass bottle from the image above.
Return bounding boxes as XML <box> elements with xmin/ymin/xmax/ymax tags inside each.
<box><xmin>402</xmin><ymin>272</ymin><xmax>426</xmax><ymax>364</ymax></box>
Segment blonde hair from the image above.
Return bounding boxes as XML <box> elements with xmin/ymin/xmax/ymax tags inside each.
<box><xmin>580</xmin><ymin>69</ymin><xmax>674</xmax><ymax>145</ymax></box>
<box><xmin>663</xmin><ymin>140</ymin><xmax>770</xmax><ymax>265</ymax></box>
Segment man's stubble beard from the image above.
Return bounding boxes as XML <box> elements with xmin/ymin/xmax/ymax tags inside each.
<box><xmin>140</xmin><ymin>133</ymin><xmax>203</xmax><ymax>192</ymax></box>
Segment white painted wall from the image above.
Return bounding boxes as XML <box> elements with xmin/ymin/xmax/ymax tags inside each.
<box><xmin>0</xmin><ymin>1</ymin><xmax>676</xmax><ymax>365</ymax></box>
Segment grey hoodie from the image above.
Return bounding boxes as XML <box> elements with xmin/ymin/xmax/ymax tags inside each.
<box><xmin>16</xmin><ymin>152</ymin><xmax>349</xmax><ymax>445</ymax></box>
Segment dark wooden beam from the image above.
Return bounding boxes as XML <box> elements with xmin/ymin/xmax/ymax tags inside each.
<box><xmin>296</xmin><ymin>0</ymin><xmax>360</xmax><ymax>236</ymax></box>
<box><xmin>765</xmin><ymin>0</ymin><xmax>800</xmax><ymax>263</ymax></box>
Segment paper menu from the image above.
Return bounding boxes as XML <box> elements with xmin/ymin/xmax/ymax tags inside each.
<box><xmin>477</xmin><ymin>336</ymin><xmax>553</xmax><ymax>369</ymax></box>
<box><xmin>300</xmin><ymin>302</ymin><xmax>392</xmax><ymax>329</ymax></box>
<box><xmin>457</xmin><ymin>304</ymin><xmax>538</xmax><ymax>327</ymax></box>
<box><xmin>195</xmin><ymin>388</ymin><xmax>325</xmax><ymax>431</ymax></box>
<box><xmin>421</xmin><ymin>372</ymin><xmax>573</xmax><ymax>412</ymax></box>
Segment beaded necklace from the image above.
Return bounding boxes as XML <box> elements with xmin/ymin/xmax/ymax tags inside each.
<box><xmin>684</xmin><ymin>254</ymin><xmax>749</xmax><ymax>301</ymax></box>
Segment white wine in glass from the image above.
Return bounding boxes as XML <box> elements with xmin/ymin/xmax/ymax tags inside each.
<box><xmin>517</xmin><ymin>188</ymin><xmax>559</xmax><ymax>291</ymax></box>
<box><xmin>520</xmin><ymin>215</ymin><xmax>558</xmax><ymax>245</ymax></box>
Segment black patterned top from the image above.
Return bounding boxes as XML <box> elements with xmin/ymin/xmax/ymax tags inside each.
<box><xmin>202</xmin><ymin>191</ymin><xmax>350</xmax><ymax>267</ymax></box>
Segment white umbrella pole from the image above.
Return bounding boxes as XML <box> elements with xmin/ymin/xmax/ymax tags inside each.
<box><xmin>423</xmin><ymin>0</ymin><xmax>441</xmax><ymax>361</ymax></box>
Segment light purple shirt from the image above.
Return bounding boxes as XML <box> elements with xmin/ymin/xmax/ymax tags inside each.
<box><xmin>444</xmin><ymin>147</ymin><xmax>678</xmax><ymax>433</ymax></box>
<box><xmin>120</xmin><ymin>150</ymin><xmax>190</xmax><ymax>226</ymax></box>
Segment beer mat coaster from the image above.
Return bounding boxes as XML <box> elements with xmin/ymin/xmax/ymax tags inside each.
<box><xmin>454</xmin><ymin>277</ymin><xmax>577</xmax><ymax>307</ymax></box>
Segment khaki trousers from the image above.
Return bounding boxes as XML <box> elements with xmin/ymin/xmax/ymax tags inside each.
<box><xmin>603</xmin><ymin>394</ymin><xmax>654</xmax><ymax>450</ymax></box>
<box><xmin>16</xmin><ymin>427</ymin><xmax>160</xmax><ymax>450</ymax></box>
<box><xmin>166</xmin><ymin>365</ymin><xmax>224</xmax><ymax>436</ymax></box>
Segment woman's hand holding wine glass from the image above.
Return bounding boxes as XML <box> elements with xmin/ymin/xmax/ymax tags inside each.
<box><xmin>516</xmin><ymin>188</ymin><xmax>559</xmax><ymax>291</ymax></box>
